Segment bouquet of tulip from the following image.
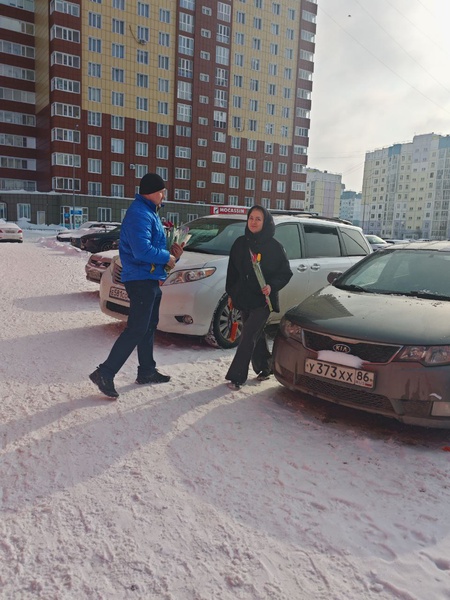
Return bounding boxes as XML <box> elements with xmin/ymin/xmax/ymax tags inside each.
<box><xmin>165</xmin><ymin>223</ymin><xmax>191</xmax><ymax>251</ymax></box>
<box><xmin>164</xmin><ymin>224</ymin><xmax>191</xmax><ymax>272</ymax></box>
<box><xmin>227</xmin><ymin>299</ymin><xmax>240</xmax><ymax>342</ymax></box>
<box><xmin>150</xmin><ymin>224</ymin><xmax>191</xmax><ymax>275</ymax></box>
<box><xmin>250</xmin><ymin>250</ymin><xmax>273</xmax><ymax>312</ymax></box>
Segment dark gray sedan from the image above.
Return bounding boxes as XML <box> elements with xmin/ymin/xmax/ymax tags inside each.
<box><xmin>273</xmin><ymin>241</ymin><xmax>450</xmax><ymax>428</ymax></box>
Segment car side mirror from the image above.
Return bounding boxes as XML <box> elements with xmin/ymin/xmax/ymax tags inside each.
<box><xmin>327</xmin><ymin>271</ymin><xmax>342</xmax><ymax>284</ymax></box>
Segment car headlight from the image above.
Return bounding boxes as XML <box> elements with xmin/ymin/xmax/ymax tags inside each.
<box><xmin>280</xmin><ymin>317</ymin><xmax>303</xmax><ymax>341</ymax></box>
<box><xmin>163</xmin><ymin>267</ymin><xmax>216</xmax><ymax>285</ymax></box>
<box><xmin>397</xmin><ymin>346</ymin><xmax>450</xmax><ymax>365</ymax></box>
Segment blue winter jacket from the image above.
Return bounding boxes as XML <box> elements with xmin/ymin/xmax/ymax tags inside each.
<box><xmin>119</xmin><ymin>194</ymin><xmax>170</xmax><ymax>282</ymax></box>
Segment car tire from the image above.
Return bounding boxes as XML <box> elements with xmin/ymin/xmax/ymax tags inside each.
<box><xmin>205</xmin><ymin>293</ymin><xmax>242</xmax><ymax>349</ymax></box>
<box><xmin>100</xmin><ymin>241</ymin><xmax>114</xmax><ymax>251</ymax></box>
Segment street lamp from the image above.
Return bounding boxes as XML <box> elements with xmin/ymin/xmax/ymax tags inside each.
<box><xmin>72</xmin><ymin>124</ymin><xmax>79</xmax><ymax>228</ymax></box>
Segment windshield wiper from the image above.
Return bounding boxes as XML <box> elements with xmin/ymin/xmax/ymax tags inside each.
<box><xmin>404</xmin><ymin>290</ymin><xmax>450</xmax><ymax>301</ymax></box>
<box><xmin>335</xmin><ymin>283</ymin><xmax>368</xmax><ymax>292</ymax></box>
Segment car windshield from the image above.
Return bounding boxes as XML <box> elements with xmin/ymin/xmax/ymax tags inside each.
<box><xmin>335</xmin><ymin>248</ymin><xmax>450</xmax><ymax>299</ymax></box>
<box><xmin>366</xmin><ymin>235</ymin><xmax>386</xmax><ymax>244</ymax></box>
<box><xmin>183</xmin><ymin>218</ymin><xmax>246</xmax><ymax>255</ymax></box>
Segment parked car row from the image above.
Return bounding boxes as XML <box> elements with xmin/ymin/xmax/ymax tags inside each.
<box><xmin>76</xmin><ymin>214</ymin><xmax>450</xmax><ymax>428</ymax></box>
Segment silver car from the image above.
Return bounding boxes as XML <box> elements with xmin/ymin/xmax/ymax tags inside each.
<box><xmin>99</xmin><ymin>212</ymin><xmax>371</xmax><ymax>348</ymax></box>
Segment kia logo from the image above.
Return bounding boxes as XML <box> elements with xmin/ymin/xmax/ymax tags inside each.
<box><xmin>333</xmin><ymin>344</ymin><xmax>351</xmax><ymax>353</ymax></box>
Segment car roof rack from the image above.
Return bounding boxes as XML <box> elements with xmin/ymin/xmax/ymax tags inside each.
<box><xmin>269</xmin><ymin>209</ymin><xmax>353</xmax><ymax>226</ymax></box>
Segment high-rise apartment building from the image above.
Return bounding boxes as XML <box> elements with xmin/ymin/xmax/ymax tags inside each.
<box><xmin>305</xmin><ymin>167</ymin><xmax>342</xmax><ymax>217</ymax></box>
<box><xmin>1</xmin><ymin>0</ymin><xmax>317</xmax><ymax>216</ymax></box>
<box><xmin>362</xmin><ymin>133</ymin><xmax>450</xmax><ymax>240</ymax></box>
<box><xmin>339</xmin><ymin>189</ymin><xmax>362</xmax><ymax>227</ymax></box>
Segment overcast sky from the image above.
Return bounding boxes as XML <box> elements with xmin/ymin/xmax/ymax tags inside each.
<box><xmin>307</xmin><ymin>0</ymin><xmax>450</xmax><ymax>192</ymax></box>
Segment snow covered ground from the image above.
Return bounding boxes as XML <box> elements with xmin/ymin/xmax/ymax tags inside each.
<box><xmin>1</xmin><ymin>231</ymin><xmax>450</xmax><ymax>600</ymax></box>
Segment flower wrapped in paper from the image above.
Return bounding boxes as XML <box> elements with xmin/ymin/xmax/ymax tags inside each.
<box><xmin>150</xmin><ymin>224</ymin><xmax>191</xmax><ymax>274</ymax></box>
<box><xmin>249</xmin><ymin>251</ymin><xmax>273</xmax><ymax>312</ymax></box>
<box><xmin>164</xmin><ymin>224</ymin><xmax>191</xmax><ymax>272</ymax></box>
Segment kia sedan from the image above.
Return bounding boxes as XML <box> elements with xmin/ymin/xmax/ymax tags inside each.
<box><xmin>272</xmin><ymin>241</ymin><xmax>450</xmax><ymax>428</ymax></box>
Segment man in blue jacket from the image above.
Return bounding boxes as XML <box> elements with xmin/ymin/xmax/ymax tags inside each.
<box><xmin>89</xmin><ymin>173</ymin><xmax>183</xmax><ymax>399</ymax></box>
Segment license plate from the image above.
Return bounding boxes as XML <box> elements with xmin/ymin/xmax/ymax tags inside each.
<box><xmin>109</xmin><ymin>286</ymin><xmax>129</xmax><ymax>302</ymax></box>
<box><xmin>305</xmin><ymin>359</ymin><xmax>375</xmax><ymax>389</ymax></box>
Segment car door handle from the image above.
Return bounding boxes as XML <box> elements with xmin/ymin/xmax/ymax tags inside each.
<box><xmin>297</xmin><ymin>264</ymin><xmax>308</xmax><ymax>272</ymax></box>
<box><xmin>310</xmin><ymin>264</ymin><xmax>320</xmax><ymax>271</ymax></box>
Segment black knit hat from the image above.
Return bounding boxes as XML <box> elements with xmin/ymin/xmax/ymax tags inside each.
<box><xmin>139</xmin><ymin>172</ymin><xmax>165</xmax><ymax>195</ymax></box>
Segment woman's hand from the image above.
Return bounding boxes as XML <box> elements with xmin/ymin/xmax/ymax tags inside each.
<box><xmin>261</xmin><ymin>284</ymin><xmax>271</xmax><ymax>297</ymax></box>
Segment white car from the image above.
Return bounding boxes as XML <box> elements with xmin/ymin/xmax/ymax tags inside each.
<box><xmin>56</xmin><ymin>221</ymin><xmax>121</xmax><ymax>242</ymax></box>
<box><xmin>0</xmin><ymin>221</ymin><xmax>23</xmax><ymax>243</ymax></box>
<box><xmin>99</xmin><ymin>213</ymin><xmax>372</xmax><ymax>348</ymax></box>
<box><xmin>85</xmin><ymin>249</ymin><xmax>119</xmax><ymax>283</ymax></box>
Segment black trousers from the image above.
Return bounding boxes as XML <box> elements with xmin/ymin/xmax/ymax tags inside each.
<box><xmin>225</xmin><ymin>305</ymin><xmax>271</xmax><ymax>384</ymax></box>
<box><xmin>100</xmin><ymin>279</ymin><xmax>162</xmax><ymax>378</ymax></box>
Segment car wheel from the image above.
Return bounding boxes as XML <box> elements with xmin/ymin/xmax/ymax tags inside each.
<box><xmin>205</xmin><ymin>293</ymin><xmax>242</xmax><ymax>349</ymax></box>
<box><xmin>100</xmin><ymin>241</ymin><xmax>114</xmax><ymax>251</ymax></box>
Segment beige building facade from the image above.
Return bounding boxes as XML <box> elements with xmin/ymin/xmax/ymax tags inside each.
<box><xmin>0</xmin><ymin>0</ymin><xmax>317</xmax><ymax>226</ymax></box>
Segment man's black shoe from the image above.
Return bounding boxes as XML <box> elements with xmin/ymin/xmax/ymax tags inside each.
<box><xmin>89</xmin><ymin>368</ymin><xmax>119</xmax><ymax>398</ymax></box>
<box><xmin>135</xmin><ymin>370</ymin><xmax>171</xmax><ymax>385</ymax></box>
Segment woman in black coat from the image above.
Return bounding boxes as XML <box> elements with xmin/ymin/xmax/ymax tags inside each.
<box><xmin>225</xmin><ymin>205</ymin><xmax>293</xmax><ymax>389</ymax></box>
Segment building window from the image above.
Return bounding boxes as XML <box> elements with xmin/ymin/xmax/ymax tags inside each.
<box><xmin>136</xmin><ymin>120</ymin><xmax>149</xmax><ymax>134</ymax></box>
<box><xmin>112</xmin><ymin>43</ymin><xmax>124</xmax><ymax>58</ymax></box>
<box><xmin>137</xmin><ymin>97</ymin><xmax>148</xmax><ymax>111</ymax></box>
<box><xmin>177</xmin><ymin>81</ymin><xmax>192</xmax><ymax>100</ymax></box>
<box><xmin>111</xmin><ymin>91</ymin><xmax>124</xmax><ymax>106</ymax></box>
<box><xmin>159</xmin><ymin>78</ymin><xmax>170</xmax><ymax>93</ymax></box>
<box><xmin>217</xmin><ymin>24</ymin><xmax>230</xmax><ymax>43</ymax></box>
<box><xmin>138</xmin><ymin>2</ymin><xmax>150</xmax><ymax>18</ymax></box>
<box><xmin>88</xmin><ymin>12</ymin><xmax>102</xmax><ymax>28</ymax></box>
<box><xmin>88</xmin><ymin>158</ymin><xmax>102</xmax><ymax>173</ymax></box>
<box><xmin>218</xmin><ymin>2</ymin><xmax>231</xmax><ymax>22</ymax></box>
<box><xmin>176</xmin><ymin>125</ymin><xmax>191</xmax><ymax>136</ymax></box>
<box><xmin>158</xmin><ymin>101</ymin><xmax>169</xmax><ymax>114</ymax></box>
<box><xmin>156</xmin><ymin>145</ymin><xmax>169</xmax><ymax>159</ymax></box>
<box><xmin>160</xmin><ymin>8</ymin><xmax>170</xmax><ymax>22</ymax></box>
<box><xmin>175</xmin><ymin>168</ymin><xmax>191</xmax><ymax>180</ymax></box>
<box><xmin>137</xmin><ymin>26</ymin><xmax>149</xmax><ymax>42</ymax></box>
<box><xmin>137</xmin><ymin>49</ymin><xmax>149</xmax><ymax>64</ymax></box>
<box><xmin>177</xmin><ymin>104</ymin><xmax>192</xmax><ymax>122</ymax></box>
<box><xmin>178</xmin><ymin>58</ymin><xmax>193</xmax><ymax>78</ymax></box>
<box><xmin>137</xmin><ymin>73</ymin><xmax>149</xmax><ymax>88</ymax></box>
<box><xmin>175</xmin><ymin>146</ymin><xmax>191</xmax><ymax>159</ymax></box>
<box><xmin>88</xmin><ymin>111</ymin><xmax>101</xmax><ymax>126</ymax></box>
<box><xmin>159</xmin><ymin>32</ymin><xmax>170</xmax><ymax>46</ymax></box>
<box><xmin>136</xmin><ymin>142</ymin><xmax>148</xmax><ymax>156</ymax></box>
<box><xmin>88</xmin><ymin>134</ymin><xmax>102</xmax><ymax>150</ymax></box>
<box><xmin>180</xmin><ymin>12</ymin><xmax>194</xmax><ymax>33</ymax></box>
<box><xmin>111</xmin><ymin>184</ymin><xmax>124</xmax><ymax>197</ymax></box>
<box><xmin>111</xmin><ymin>138</ymin><xmax>124</xmax><ymax>153</ymax></box>
<box><xmin>111</xmin><ymin>115</ymin><xmax>124</xmax><ymax>130</ymax></box>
